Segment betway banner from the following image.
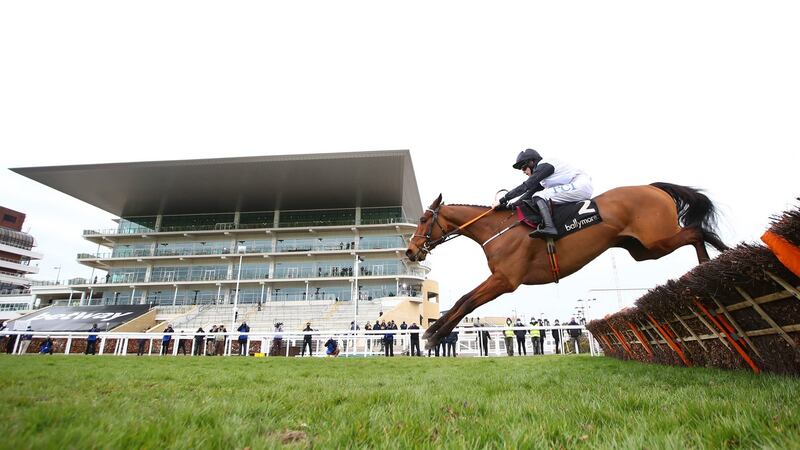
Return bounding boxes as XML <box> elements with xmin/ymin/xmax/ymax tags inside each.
<box><xmin>13</xmin><ymin>305</ymin><xmax>149</xmax><ymax>332</ymax></box>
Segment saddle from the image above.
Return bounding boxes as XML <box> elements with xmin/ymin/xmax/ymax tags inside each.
<box><xmin>515</xmin><ymin>198</ymin><xmax>603</xmax><ymax>240</ymax></box>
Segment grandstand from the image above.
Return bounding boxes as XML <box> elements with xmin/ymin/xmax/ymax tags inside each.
<box><xmin>16</xmin><ymin>151</ymin><xmax>440</xmax><ymax>333</ymax></box>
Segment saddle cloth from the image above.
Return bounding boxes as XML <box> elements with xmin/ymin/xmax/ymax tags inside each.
<box><xmin>515</xmin><ymin>199</ymin><xmax>603</xmax><ymax>240</ymax></box>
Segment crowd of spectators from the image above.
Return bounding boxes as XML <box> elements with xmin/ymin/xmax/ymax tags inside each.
<box><xmin>0</xmin><ymin>313</ymin><xmax>585</xmax><ymax>357</ymax></box>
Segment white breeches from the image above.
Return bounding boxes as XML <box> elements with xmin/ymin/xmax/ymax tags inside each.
<box><xmin>533</xmin><ymin>175</ymin><xmax>593</xmax><ymax>204</ymax></box>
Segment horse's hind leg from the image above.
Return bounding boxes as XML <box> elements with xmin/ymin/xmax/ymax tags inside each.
<box><xmin>623</xmin><ymin>227</ymin><xmax>710</xmax><ymax>263</ymax></box>
<box><xmin>423</xmin><ymin>274</ymin><xmax>514</xmax><ymax>349</ymax></box>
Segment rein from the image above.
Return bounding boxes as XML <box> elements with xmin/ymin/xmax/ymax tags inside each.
<box><xmin>413</xmin><ymin>205</ymin><xmax>496</xmax><ymax>255</ymax></box>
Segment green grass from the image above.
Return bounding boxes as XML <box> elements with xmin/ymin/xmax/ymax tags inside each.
<box><xmin>1</xmin><ymin>355</ymin><xmax>800</xmax><ymax>449</ymax></box>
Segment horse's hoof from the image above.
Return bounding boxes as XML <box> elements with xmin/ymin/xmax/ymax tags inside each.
<box><xmin>424</xmin><ymin>339</ymin><xmax>438</xmax><ymax>350</ymax></box>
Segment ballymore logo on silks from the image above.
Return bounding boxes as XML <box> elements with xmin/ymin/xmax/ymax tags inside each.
<box><xmin>564</xmin><ymin>214</ymin><xmax>601</xmax><ymax>232</ymax></box>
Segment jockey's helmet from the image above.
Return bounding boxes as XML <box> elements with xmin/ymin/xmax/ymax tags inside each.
<box><xmin>512</xmin><ymin>148</ymin><xmax>542</xmax><ymax>169</ymax></box>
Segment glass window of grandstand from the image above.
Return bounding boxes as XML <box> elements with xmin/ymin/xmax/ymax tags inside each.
<box><xmin>102</xmin><ymin>290</ymin><xmax>141</xmax><ymax>305</ymax></box>
<box><xmin>360</xmin><ymin>259</ymin><xmax>402</xmax><ymax>276</ymax></box>
<box><xmin>232</xmin><ymin>263</ymin><xmax>269</xmax><ymax>280</ymax></box>
<box><xmin>315</xmin><ymin>260</ymin><xmax>353</xmax><ymax>278</ymax></box>
<box><xmin>160</xmin><ymin>213</ymin><xmax>235</xmax><ymax>232</ymax></box>
<box><xmin>238</xmin><ymin>211</ymin><xmax>275</xmax><ymax>229</ymax></box>
<box><xmin>151</xmin><ymin>266</ymin><xmax>190</xmax><ymax>282</ymax></box>
<box><xmin>184</xmin><ymin>289</ymin><xmax>218</xmax><ymax>305</ymax></box>
<box><xmin>274</xmin><ymin>262</ymin><xmax>314</xmax><ymax>279</ymax></box>
<box><xmin>360</xmin><ymin>207</ymin><xmax>403</xmax><ymax>225</ymax></box>
<box><xmin>1</xmin><ymin>282</ymin><xmax>30</xmax><ymax>296</ymax></box>
<box><xmin>398</xmin><ymin>282</ymin><xmax>423</xmax><ymax>298</ymax></box>
<box><xmin>359</xmin><ymin>235</ymin><xmax>404</xmax><ymax>250</ymax></box>
<box><xmin>270</xmin><ymin>286</ymin><xmax>309</xmax><ymax>302</ymax></box>
<box><xmin>147</xmin><ymin>289</ymin><xmax>220</xmax><ymax>306</ymax></box>
<box><xmin>278</xmin><ymin>209</ymin><xmax>355</xmax><ymax>228</ymax></box>
<box><xmin>187</xmin><ymin>265</ymin><xmax>228</xmax><ymax>281</ymax></box>
<box><xmin>155</xmin><ymin>240</ymin><xmax>230</xmax><ymax>256</ymax></box>
<box><xmin>239</xmin><ymin>239</ymin><xmax>273</xmax><ymax>253</ymax></box>
<box><xmin>357</xmin><ymin>282</ymin><xmax>399</xmax><ymax>301</ymax></box>
<box><xmin>112</xmin><ymin>243</ymin><xmax>152</xmax><ymax>258</ymax></box>
<box><xmin>117</xmin><ymin>216</ymin><xmax>156</xmax><ymax>234</ymax></box>
<box><xmin>275</xmin><ymin>238</ymin><xmax>314</xmax><ymax>252</ymax></box>
<box><xmin>108</xmin><ymin>267</ymin><xmax>147</xmax><ymax>283</ymax></box>
<box><xmin>230</xmin><ymin>287</ymin><xmax>263</xmax><ymax>304</ymax></box>
<box><xmin>0</xmin><ymin>303</ymin><xmax>29</xmax><ymax>311</ymax></box>
<box><xmin>309</xmin><ymin>284</ymin><xmax>351</xmax><ymax>301</ymax></box>
<box><xmin>312</xmin><ymin>235</ymin><xmax>355</xmax><ymax>251</ymax></box>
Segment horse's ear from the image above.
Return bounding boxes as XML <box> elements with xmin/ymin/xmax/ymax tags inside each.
<box><xmin>429</xmin><ymin>194</ymin><xmax>443</xmax><ymax>209</ymax></box>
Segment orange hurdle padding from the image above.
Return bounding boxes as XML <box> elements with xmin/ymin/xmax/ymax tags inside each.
<box><xmin>599</xmin><ymin>335</ymin><xmax>615</xmax><ymax>354</ymax></box>
<box><xmin>609</xmin><ymin>325</ymin><xmax>634</xmax><ymax>357</ymax></box>
<box><xmin>627</xmin><ymin>322</ymin><xmax>653</xmax><ymax>356</ymax></box>
<box><xmin>762</xmin><ymin>231</ymin><xmax>800</xmax><ymax>278</ymax></box>
<box><xmin>647</xmin><ymin>314</ymin><xmax>692</xmax><ymax>367</ymax></box>
<box><xmin>693</xmin><ymin>300</ymin><xmax>761</xmax><ymax>374</ymax></box>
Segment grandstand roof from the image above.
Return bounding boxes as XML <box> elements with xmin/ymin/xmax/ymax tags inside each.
<box><xmin>12</xmin><ymin>150</ymin><xmax>423</xmax><ymax>218</ymax></box>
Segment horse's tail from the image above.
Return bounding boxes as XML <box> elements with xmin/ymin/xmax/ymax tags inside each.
<box><xmin>650</xmin><ymin>182</ymin><xmax>729</xmax><ymax>252</ymax></box>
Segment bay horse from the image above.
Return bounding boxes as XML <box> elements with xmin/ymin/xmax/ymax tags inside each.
<box><xmin>406</xmin><ymin>182</ymin><xmax>728</xmax><ymax>348</ymax></box>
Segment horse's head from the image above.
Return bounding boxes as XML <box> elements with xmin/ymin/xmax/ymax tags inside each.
<box><xmin>406</xmin><ymin>193</ymin><xmax>449</xmax><ymax>262</ymax></box>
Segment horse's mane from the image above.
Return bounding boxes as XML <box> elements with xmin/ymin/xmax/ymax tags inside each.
<box><xmin>447</xmin><ymin>203</ymin><xmax>491</xmax><ymax>209</ymax></box>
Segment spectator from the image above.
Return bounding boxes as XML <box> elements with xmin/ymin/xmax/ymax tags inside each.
<box><xmin>504</xmin><ymin>318</ymin><xmax>515</xmax><ymax>356</ymax></box>
<box><xmin>567</xmin><ymin>317</ymin><xmax>581</xmax><ymax>354</ymax></box>
<box><xmin>529</xmin><ymin>319</ymin><xmax>541</xmax><ymax>355</ymax></box>
<box><xmin>39</xmin><ymin>336</ymin><xmax>54</xmax><ymax>355</ymax></box>
<box><xmin>552</xmin><ymin>319</ymin><xmax>561</xmax><ymax>354</ymax></box>
<box><xmin>446</xmin><ymin>330</ymin><xmax>458</xmax><ymax>357</ymax></box>
<box><xmin>514</xmin><ymin>318</ymin><xmax>527</xmax><ymax>356</ymax></box>
<box><xmin>374</xmin><ymin>320</ymin><xmax>384</xmax><ymax>353</ymax></box>
<box><xmin>207</xmin><ymin>325</ymin><xmax>217</xmax><ymax>355</ymax></box>
<box><xmin>137</xmin><ymin>329</ymin><xmax>148</xmax><ymax>356</ymax></box>
<box><xmin>271</xmin><ymin>323</ymin><xmax>284</xmax><ymax>356</ymax></box>
<box><xmin>193</xmin><ymin>327</ymin><xmax>205</xmax><ymax>356</ymax></box>
<box><xmin>383</xmin><ymin>320</ymin><xmax>394</xmax><ymax>357</ymax></box>
<box><xmin>161</xmin><ymin>325</ymin><xmax>174</xmax><ymax>356</ymax></box>
<box><xmin>19</xmin><ymin>325</ymin><xmax>33</xmax><ymax>354</ymax></box>
<box><xmin>217</xmin><ymin>325</ymin><xmax>227</xmax><ymax>356</ymax></box>
<box><xmin>476</xmin><ymin>320</ymin><xmax>491</xmax><ymax>357</ymax></box>
<box><xmin>408</xmin><ymin>322</ymin><xmax>421</xmax><ymax>356</ymax></box>
<box><xmin>364</xmin><ymin>322</ymin><xmax>372</xmax><ymax>352</ymax></box>
<box><xmin>537</xmin><ymin>320</ymin><xmax>545</xmax><ymax>354</ymax></box>
<box><xmin>86</xmin><ymin>324</ymin><xmax>99</xmax><ymax>355</ymax></box>
<box><xmin>301</xmin><ymin>322</ymin><xmax>314</xmax><ymax>357</ymax></box>
<box><xmin>237</xmin><ymin>321</ymin><xmax>250</xmax><ymax>356</ymax></box>
<box><xmin>177</xmin><ymin>330</ymin><xmax>188</xmax><ymax>355</ymax></box>
<box><xmin>324</xmin><ymin>337</ymin><xmax>340</xmax><ymax>357</ymax></box>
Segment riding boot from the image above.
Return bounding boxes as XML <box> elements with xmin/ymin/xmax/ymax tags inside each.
<box><xmin>529</xmin><ymin>197</ymin><xmax>558</xmax><ymax>238</ymax></box>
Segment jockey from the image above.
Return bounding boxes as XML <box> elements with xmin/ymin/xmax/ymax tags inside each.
<box><xmin>492</xmin><ymin>148</ymin><xmax>593</xmax><ymax>238</ymax></box>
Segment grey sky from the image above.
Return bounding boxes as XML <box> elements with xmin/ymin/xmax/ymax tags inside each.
<box><xmin>1</xmin><ymin>2</ymin><xmax>798</xmax><ymax>322</ymax></box>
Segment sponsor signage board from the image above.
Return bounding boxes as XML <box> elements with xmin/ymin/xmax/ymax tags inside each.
<box><xmin>8</xmin><ymin>305</ymin><xmax>149</xmax><ymax>331</ymax></box>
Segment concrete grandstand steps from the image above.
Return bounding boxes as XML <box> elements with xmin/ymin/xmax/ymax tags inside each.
<box><xmin>159</xmin><ymin>299</ymin><xmax>390</xmax><ymax>334</ymax></box>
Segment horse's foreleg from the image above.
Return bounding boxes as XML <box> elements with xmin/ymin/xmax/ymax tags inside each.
<box><xmin>423</xmin><ymin>274</ymin><xmax>515</xmax><ymax>349</ymax></box>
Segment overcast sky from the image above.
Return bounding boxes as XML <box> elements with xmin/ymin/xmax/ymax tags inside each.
<box><xmin>1</xmin><ymin>2</ymin><xmax>798</xmax><ymax>322</ymax></box>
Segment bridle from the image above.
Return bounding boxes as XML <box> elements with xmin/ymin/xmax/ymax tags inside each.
<box><xmin>411</xmin><ymin>204</ymin><xmax>455</xmax><ymax>257</ymax></box>
<box><xmin>411</xmin><ymin>203</ymin><xmax>498</xmax><ymax>257</ymax></box>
